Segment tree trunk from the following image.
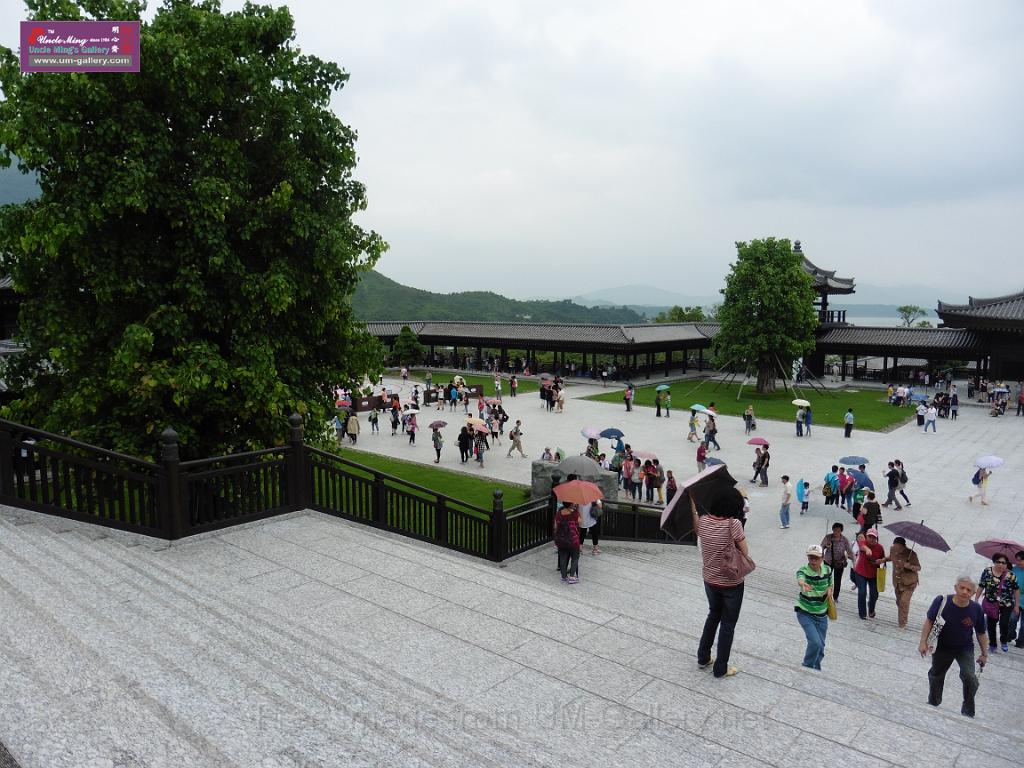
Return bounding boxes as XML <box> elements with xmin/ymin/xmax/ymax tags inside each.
<box><xmin>756</xmin><ymin>360</ymin><xmax>776</xmax><ymax>393</ymax></box>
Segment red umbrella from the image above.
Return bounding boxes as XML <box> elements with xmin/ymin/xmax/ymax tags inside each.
<box><xmin>553</xmin><ymin>480</ymin><xmax>604</xmax><ymax>505</ymax></box>
<box><xmin>973</xmin><ymin>539</ymin><xmax>1024</xmax><ymax>560</ymax></box>
<box><xmin>746</xmin><ymin>437</ymin><xmax>769</xmax><ymax>446</ymax></box>
<box><xmin>429</xmin><ymin>420</ymin><xmax>448</xmax><ymax>429</ymax></box>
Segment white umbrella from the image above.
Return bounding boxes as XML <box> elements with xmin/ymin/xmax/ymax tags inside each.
<box><xmin>975</xmin><ymin>455</ymin><xmax>1004</xmax><ymax>469</ymax></box>
<box><xmin>792</xmin><ymin>398</ymin><xmax>811</xmax><ymax>407</ymax></box>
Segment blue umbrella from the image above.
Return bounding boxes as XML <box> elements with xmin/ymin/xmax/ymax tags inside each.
<box><xmin>848</xmin><ymin>469</ymin><xmax>874</xmax><ymax>490</ymax></box>
<box><xmin>705</xmin><ymin>457</ymin><xmax>726</xmax><ymax>466</ymax></box>
<box><xmin>910</xmin><ymin>393</ymin><xmax>929</xmax><ymax>402</ymax></box>
<box><xmin>600</xmin><ymin>427</ymin><xmax>625</xmax><ymax>439</ymax></box>
<box><xmin>839</xmin><ymin>455</ymin><xmax>869</xmax><ymax>466</ymax></box>
<box><xmin>655</xmin><ymin>384</ymin><xmax>671</xmax><ymax>391</ymax></box>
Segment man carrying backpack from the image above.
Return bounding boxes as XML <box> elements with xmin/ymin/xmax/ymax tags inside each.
<box><xmin>507</xmin><ymin>420</ymin><xmax>527</xmax><ymax>458</ymax></box>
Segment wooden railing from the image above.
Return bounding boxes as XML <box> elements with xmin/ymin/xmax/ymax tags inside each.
<box><xmin>0</xmin><ymin>415</ymin><xmax>696</xmax><ymax>558</ymax></box>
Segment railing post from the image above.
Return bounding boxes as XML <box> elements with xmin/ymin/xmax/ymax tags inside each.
<box><xmin>435</xmin><ymin>495</ymin><xmax>448</xmax><ymax>544</ymax></box>
<box><xmin>373</xmin><ymin>475</ymin><xmax>387</xmax><ymax>527</ymax></box>
<box><xmin>159</xmin><ymin>428</ymin><xmax>185</xmax><ymax>540</ymax></box>
<box><xmin>287</xmin><ymin>413</ymin><xmax>307</xmax><ymax>511</ymax></box>
<box><xmin>0</xmin><ymin>425</ymin><xmax>15</xmax><ymax>497</ymax></box>
<box><xmin>490</xmin><ymin>489</ymin><xmax>506</xmax><ymax>561</ymax></box>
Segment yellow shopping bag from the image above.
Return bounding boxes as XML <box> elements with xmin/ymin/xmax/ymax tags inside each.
<box><xmin>876</xmin><ymin>565</ymin><xmax>887</xmax><ymax>593</ymax></box>
<box><xmin>827</xmin><ymin>594</ymin><xmax>838</xmax><ymax>621</ymax></box>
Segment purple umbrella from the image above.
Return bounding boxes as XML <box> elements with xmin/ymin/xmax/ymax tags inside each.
<box><xmin>884</xmin><ymin>520</ymin><xmax>951</xmax><ymax>552</ymax></box>
<box><xmin>973</xmin><ymin>539</ymin><xmax>1024</xmax><ymax>560</ymax></box>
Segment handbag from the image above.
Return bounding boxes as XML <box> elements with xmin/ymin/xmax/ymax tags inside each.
<box><xmin>876</xmin><ymin>565</ymin><xmax>887</xmax><ymax>593</ymax></box>
<box><xmin>982</xmin><ymin>599</ymin><xmax>999</xmax><ymax>620</ymax></box>
<box><xmin>826</xmin><ymin>594</ymin><xmax>837</xmax><ymax>621</ymax></box>
<box><xmin>925</xmin><ymin>595</ymin><xmax>947</xmax><ymax>652</ymax></box>
<box><xmin>720</xmin><ymin>540</ymin><xmax>756</xmax><ymax>582</ymax></box>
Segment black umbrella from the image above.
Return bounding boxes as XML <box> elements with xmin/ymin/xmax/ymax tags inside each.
<box><xmin>660</xmin><ymin>465</ymin><xmax>739</xmax><ymax>540</ymax></box>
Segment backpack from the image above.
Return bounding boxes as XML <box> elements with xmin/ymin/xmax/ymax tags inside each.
<box><xmin>899</xmin><ymin>469</ymin><xmax>908</xmax><ymax>484</ymax></box>
<box><xmin>971</xmin><ymin>469</ymin><xmax>982</xmax><ymax>486</ymax></box>
<box><xmin>821</xmin><ymin>482</ymin><xmax>832</xmax><ymax>498</ymax></box>
<box><xmin>554</xmin><ymin>513</ymin><xmax>579</xmax><ymax>549</ymax></box>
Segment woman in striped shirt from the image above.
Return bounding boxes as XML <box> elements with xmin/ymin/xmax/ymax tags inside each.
<box><xmin>796</xmin><ymin>544</ymin><xmax>833</xmax><ymax>670</ymax></box>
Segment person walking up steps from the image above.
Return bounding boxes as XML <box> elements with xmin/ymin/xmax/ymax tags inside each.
<box><xmin>795</xmin><ymin>544</ymin><xmax>833</xmax><ymax>670</ymax></box>
<box><xmin>919</xmin><ymin>575</ymin><xmax>987</xmax><ymax>718</ymax></box>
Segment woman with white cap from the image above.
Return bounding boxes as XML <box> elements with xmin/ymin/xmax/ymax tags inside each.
<box><xmin>795</xmin><ymin>544</ymin><xmax>833</xmax><ymax>670</ymax></box>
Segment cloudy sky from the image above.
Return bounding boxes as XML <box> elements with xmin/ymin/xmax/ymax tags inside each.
<box><xmin>3</xmin><ymin>1</ymin><xmax>1022</xmax><ymax>300</ymax></box>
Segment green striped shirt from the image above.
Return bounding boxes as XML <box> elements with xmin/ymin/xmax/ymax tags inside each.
<box><xmin>796</xmin><ymin>564</ymin><xmax>833</xmax><ymax>615</ymax></box>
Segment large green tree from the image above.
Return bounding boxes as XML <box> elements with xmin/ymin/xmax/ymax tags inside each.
<box><xmin>713</xmin><ymin>238</ymin><xmax>818</xmax><ymax>393</ymax></box>
<box><xmin>0</xmin><ymin>0</ymin><xmax>385</xmax><ymax>458</ymax></box>
<box><xmin>391</xmin><ymin>325</ymin><xmax>425</xmax><ymax>365</ymax></box>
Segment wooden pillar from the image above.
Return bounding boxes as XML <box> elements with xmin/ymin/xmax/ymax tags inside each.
<box><xmin>475</xmin><ymin>346</ymin><xmax>482</xmax><ymax>370</ymax></box>
<box><xmin>665</xmin><ymin>350</ymin><xmax>672</xmax><ymax>376</ymax></box>
<box><xmin>882</xmin><ymin>355</ymin><xmax>887</xmax><ymax>382</ymax></box>
<box><xmin>841</xmin><ymin>354</ymin><xmax>847</xmax><ymax>382</ymax></box>
<box><xmin>645</xmin><ymin>352</ymin><xmax>652</xmax><ymax>380</ymax></box>
<box><xmin>698</xmin><ymin>348</ymin><xmax>703</xmax><ymax>371</ymax></box>
<box><xmin>682</xmin><ymin>347</ymin><xmax>688</xmax><ymax>374</ymax></box>
<box><xmin>853</xmin><ymin>355</ymin><xmax>859</xmax><ymax>380</ymax></box>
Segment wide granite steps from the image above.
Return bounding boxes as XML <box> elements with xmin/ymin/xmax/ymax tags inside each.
<box><xmin>0</xmin><ymin>516</ymin><xmax>565</xmax><ymax>768</ymax></box>
<box><xmin>2</xmin><ymin>508</ymin><xmax>1021</xmax><ymax>768</ymax></box>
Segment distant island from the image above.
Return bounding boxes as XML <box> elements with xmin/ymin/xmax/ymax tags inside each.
<box><xmin>352</xmin><ymin>270</ymin><xmax>644</xmax><ymax>323</ymax></box>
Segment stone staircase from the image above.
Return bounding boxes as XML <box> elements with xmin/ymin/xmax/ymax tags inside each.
<box><xmin>1</xmin><ymin>506</ymin><xmax>1022</xmax><ymax>768</ymax></box>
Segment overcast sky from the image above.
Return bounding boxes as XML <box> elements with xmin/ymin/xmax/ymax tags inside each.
<box><xmin>4</xmin><ymin>1</ymin><xmax>1022</xmax><ymax>300</ymax></box>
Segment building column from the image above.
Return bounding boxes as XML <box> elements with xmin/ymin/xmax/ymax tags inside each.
<box><xmin>698</xmin><ymin>348</ymin><xmax>703</xmax><ymax>371</ymax></box>
<box><xmin>882</xmin><ymin>355</ymin><xmax>888</xmax><ymax>382</ymax></box>
<box><xmin>665</xmin><ymin>350</ymin><xmax>672</xmax><ymax>376</ymax></box>
<box><xmin>682</xmin><ymin>347</ymin><xmax>688</xmax><ymax>374</ymax></box>
<box><xmin>841</xmin><ymin>354</ymin><xmax>847</xmax><ymax>382</ymax></box>
<box><xmin>852</xmin><ymin>355</ymin><xmax>858</xmax><ymax>380</ymax></box>
<box><xmin>475</xmin><ymin>346</ymin><xmax>482</xmax><ymax>370</ymax></box>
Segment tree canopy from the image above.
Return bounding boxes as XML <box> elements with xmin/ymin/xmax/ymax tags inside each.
<box><xmin>713</xmin><ymin>238</ymin><xmax>818</xmax><ymax>393</ymax></box>
<box><xmin>897</xmin><ymin>305</ymin><xmax>928</xmax><ymax>327</ymax></box>
<box><xmin>391</xmin><ymin>325</ymin><xmax>426</xmax><ymax>365</ymax></box>
<box><xmin>653</xmin><ymin>305</ymin><xmax>706</xmax><ymax>323</ymax></box>
<box><xmin>0</xmin><ymin>0</ymin><xmax>385</xmax><ymax>458</ymax></box>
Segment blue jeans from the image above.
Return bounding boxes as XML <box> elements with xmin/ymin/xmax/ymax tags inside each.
<box><xmin>697</xmin><ymin>582</ymin><xmax>745</xmax><ymax>677</ymax></box>
<box><xmin>796</xmin><ymin>610</ymin><xmax>828</xmax><ymax>669</ymax></box>
<box><xmin>779</xmin><ymin>504</ymin><xmax>790</xmax><ymax>527</ymax></box>
<box><xmin>853</xmin><ymin>571</ymin><xmax>878</xmax><ymax>618</ymax></box>
<box><xmin>843</xmin><ymin>489</ymin><xmax>853</xmax><ymax>509</ymax></box>
<box><xmin>924</xmin><ymin>419</ymin><xmax>936</xmax><ymax>432</ymax></box>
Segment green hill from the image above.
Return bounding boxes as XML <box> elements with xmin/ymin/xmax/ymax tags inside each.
<box><xmin>352</xmin><ymin>270</ymin><xmax>645</xmax><ymax>323</ymax></box>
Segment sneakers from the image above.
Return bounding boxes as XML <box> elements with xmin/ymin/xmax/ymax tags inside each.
<box><xmin>780</xmin><ymin>525</ymin><xmax>789</xmax><ymax>529</ymax></box>
<box><xmin>567</xmin><ymin>576</ymin><xmax>579</xmax><ymax>584</ymax></box>
<box><xmin>1001</xmin><ymin>643</ymin><xmax>1009</xmax><ymax>652</ymax></box>
<box><xmin>592</xmin><ymin>546</ymin><xmax>601</xmax><ymax>555</ymax></box>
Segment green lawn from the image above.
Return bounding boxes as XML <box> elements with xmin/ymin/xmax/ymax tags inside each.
<box><xmin>408</xmin><ymin>370</ymin><xmax>543</xmax><ymax>395</ymax></box>
<box><xmin>329</xmin><ymin>446</ymin><xmax>531</xmax><ymax>510</ymax></box>
<box><xmin>584</xmin><ymin>381</ymin><xmax>915</xmax><ymax>432</ymax></box>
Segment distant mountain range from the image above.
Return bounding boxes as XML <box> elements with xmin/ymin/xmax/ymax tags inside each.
<box><xmin>352</xmin><ymin>270</ymin><xmax>644</xmax><ymax>323</ymax></box>
<box><xmin>566</xmin><ymin>283</ymin><xmax>964</xmax><ymax>312</ymax></box>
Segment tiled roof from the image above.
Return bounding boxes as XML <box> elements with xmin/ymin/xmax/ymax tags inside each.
<box><xmin>816</xmin><ymin>326</ymin><xmax>986</xmax><ymax>353</ymax></box>
<box><xmin>800</xmin><ymin>256</ymin><xmax>856</xmax><ymax>294</ymax></box>
<box><xmin>364</xmin><ymin>321</ymin><xmax>718</xmax><ymax>348</ymax></box>
<box><xmin>937</xmin><ymin>291</ymin><xmax>1024</xmax><ymax>325</ymax></box>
